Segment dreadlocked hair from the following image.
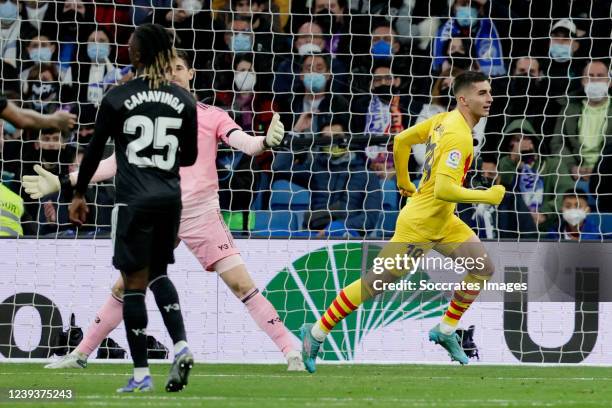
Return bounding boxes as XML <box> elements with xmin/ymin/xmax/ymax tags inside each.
<box><xmin>134</xmin><ymin>23</ymin><xmax>177</xmax><ymax>89</ymax></box>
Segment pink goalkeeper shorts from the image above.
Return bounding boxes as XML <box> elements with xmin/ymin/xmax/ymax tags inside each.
<box><xmin>178</xmin><ymin>208</ymin><xmax>240</xmax><ymax>271</ymax></box>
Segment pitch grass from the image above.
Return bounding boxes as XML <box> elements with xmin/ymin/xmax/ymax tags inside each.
<box><xmin>1</xmin><ymin>363</ymin><xmax>611</xmax><ymax>407</ymax></box>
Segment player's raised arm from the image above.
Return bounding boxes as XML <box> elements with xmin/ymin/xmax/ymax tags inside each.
<box><xmin>22</xmin><ymin>154</ymin><xmax>117</xmax><ymax>200</ymax></box>
<box><xmin>1</xmin><ymin>99</ymin><xmax>76</xmax><ymax>132</ymax></box>
<box><xmin>393</xmin><ymin>115</ymin><xmax>437</xmax><ymax>196</ymax></box>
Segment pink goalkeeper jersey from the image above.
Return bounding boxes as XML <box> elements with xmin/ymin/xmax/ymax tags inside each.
<box><xmin>76</xmin><ymin>101</ymin><xmax>267</xmax><ymax>217</ymax></box>
<box><xmin>179</xmin><ymin>102</ymin><xmax>241</xmax><ymax>215</ymax></box>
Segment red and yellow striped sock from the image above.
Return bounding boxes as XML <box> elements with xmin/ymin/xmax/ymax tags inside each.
<box><xmin>441</xmin><ymin>274</ymin><xmax>485</xmax><ymax>333</ymax></box>
<box><xmin>317</xmin><ymin>279</ymin><xmax>363</xmax><ymax>334</ymax></box>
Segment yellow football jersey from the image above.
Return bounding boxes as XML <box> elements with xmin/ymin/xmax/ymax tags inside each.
<box><xmin>399</xmin><ymin>109</ymin><xmax>474</xmax><ymax>238</ymax></box>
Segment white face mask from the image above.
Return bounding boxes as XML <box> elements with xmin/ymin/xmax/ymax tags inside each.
<box><xmin>562</xmin><ymin>208</ymin><xmax>587</xmax><ymax>227</ymax></box>
<box><xmin>181</xmin><ymin>0</ymin><xmax>202</xmax><ymax>16</ymax></box>
<box><xmin>234</xmin><ymin>71</ymin><xmax>256</xmax><ymax>92</ymax></box>
<box><xmin>584</xmin><ymin>81</ymin><xmax>609</xmax><ymax>101</ymax></box>
<box><xmin>297</xmin><ymin>42</ymin><xmax>322</xmax><ymax>56</ymax></box>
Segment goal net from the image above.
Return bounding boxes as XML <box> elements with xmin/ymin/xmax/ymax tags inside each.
<box><xmin>1</xmin><ymin>0</ymin><xmax>611</xmax><ymax>364</ymax></box>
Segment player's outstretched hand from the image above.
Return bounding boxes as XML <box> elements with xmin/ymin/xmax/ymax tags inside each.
<box><xmin>487</xmin><ymin>184</ymin><xmax>506</xmax><ymax>206</ymax></box>
<box><xmin>51</xmin><ymin>110</ymin><xmax>77</xmax><ymax>133</ymax></box>
<box><xmin>265</xmin><ymin>113</ymin><xmax>284</xmax><ymax>148</ymax></box>
<box><xmin>69</xmin><ymin>194</ymin><xmax>89</xmax><ymax>226</ymax></box>
<box><xmin>398</xmin><ymin>181</ymin><xmax>417</xmax><ymax>197</ymax></box>
<box><xmin>22</xmin><ymin>165</ymin><xmax>61</xmax><ymax>199</ymax></box>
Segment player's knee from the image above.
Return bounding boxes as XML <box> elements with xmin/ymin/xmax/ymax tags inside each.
<box><xmin>122</xmin><ymin>269</ymin><xmax>149</xmax><ymax>290</ymax></box>
<box><xmin>111</xmin><ymin>280</ymin><xmax>125</xmax><ymax>299</ymax></box>
<box><xmin>472</xmin><ymin>255</ymin><xmax>495</xmax><ymax>279</ymax></box>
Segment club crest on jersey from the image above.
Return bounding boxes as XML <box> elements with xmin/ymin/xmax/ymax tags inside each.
<box><xmin>446</xmin><ymin>149</ymin><xmax>461</xmax><ymax>169</ymax></box>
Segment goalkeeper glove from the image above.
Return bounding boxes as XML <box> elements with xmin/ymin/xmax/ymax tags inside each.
<box><xmin>263</xmin><ymin>113</ymin><xmax>284</xmax><ymax>148</ymax></box>
<box><xmin>22</xmin><ymin>165</ymin><xmax>61</xmax><ymax>199</ymax></box>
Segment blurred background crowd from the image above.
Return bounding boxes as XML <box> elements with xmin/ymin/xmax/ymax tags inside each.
<box><xmin>0</xmin><ymin>0</ymin><xmax>610</xmax><ymax>240</ymax></box>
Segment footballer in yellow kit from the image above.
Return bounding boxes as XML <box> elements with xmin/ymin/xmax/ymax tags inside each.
<box><xmin>300</xmin><ymin>71</ymin><xmax>506</xmax><ymax>372</ymax></box>
<box><xmin>394</xmin><ymin>109</ymin><xmax>478</xmax><ymax>243</ymax></box>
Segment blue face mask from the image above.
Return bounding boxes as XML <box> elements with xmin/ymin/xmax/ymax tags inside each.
<box><xmin>87</xmin><ymin>43</ymin><xmax>110</xmax><ymax>62</ymax></box>
<box><xmin>231</xmin><ymin>33</ymin><xmax>252</xmax><ymax>52</ymax></box>
<box><xmin>549</xmin><ymin>43</ymin><xmax>572</xmax><ymax>62</ymax></box>
<box><xmin>371</xmin><ymin>40</ymin><xmax>392</xmax><ymax>59</ymax></box>
<box><xmin>30</xmin><ymin>47</ymin><xmax>53</xmax><ymax>62</ymax></box>
<box><xmin>303</xmin><ymin>72</ymin><xmax>327</xmax><ymax>92</ymax></box>
<box><xmin>3</xmin><ymin>120</ymin><xmax>16</xmax><ymax>135</ymax></box>
<box><xmin>0</xmin><ymin>1</ymin><xmax>18</xmax><ymax>21</ymax></box>
<box><xmin>455</xmin><ymin>6</ymin><xmax>478</xmax><ymax>27</ymax></box>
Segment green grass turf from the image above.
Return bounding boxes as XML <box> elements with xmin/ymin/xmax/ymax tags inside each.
<box><xmin>0</xmin><ymin>363</ymin><xmax>610</xmax><ymax>407</ymax></box>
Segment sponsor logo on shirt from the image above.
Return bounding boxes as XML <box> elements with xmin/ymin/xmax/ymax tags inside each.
<box><xmin>446</xmin><ymin>149</ymin><xmax>462</xmax><ymax>169</ymax></box>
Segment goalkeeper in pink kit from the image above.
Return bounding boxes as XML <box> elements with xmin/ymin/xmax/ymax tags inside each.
<box><xmin>23</xmin><ymin>51</ymin><xmax>303</xmax><ymax>371</ymax></box>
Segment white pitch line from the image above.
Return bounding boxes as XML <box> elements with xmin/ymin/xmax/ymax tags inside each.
<box><xmin>0</xmin><ymin>371</ymin><xmax>609</xmax><ymax>381</ymax></box>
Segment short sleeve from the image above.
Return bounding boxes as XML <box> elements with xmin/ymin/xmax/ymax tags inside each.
<box><xmin>0</xmin><ymin>93</ymin><xmax>8</xmax><ymax>114</ymax></box>
<box><xmin>436</xmin><ymin>131</ymin><xmax>473</xmax><ymax>184</ymax></box>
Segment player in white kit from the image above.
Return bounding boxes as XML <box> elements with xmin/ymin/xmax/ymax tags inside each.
<box><xmin>23</xmin><ymin>51</ymin><xmax>304</xmax><ymax>371</ymax></box>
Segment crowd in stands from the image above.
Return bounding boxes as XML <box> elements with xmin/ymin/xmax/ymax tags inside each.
<box><xmin>0</xmin><ymin>0</ymin><xmax>610</xmax><ymax>240</ymax></box>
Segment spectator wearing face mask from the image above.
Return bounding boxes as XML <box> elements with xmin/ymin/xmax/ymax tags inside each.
<box><xmin>439</xmin><ymin>37</ymin><xmax>481</xmax><ymax>74</ymax></box>
<box><xmin>432</xmin><ymin>0</ymin><xmax>506</xmax><ymax>77</ymax></box>
<box><xmin>22</xmin><ymin>63</ymin><xmax>64</xmax><ymax>114</ymax></box>
<box><xmin>215</xmin><ymin>54</ymin><xmax>276</xmax><ymax>134</ymax></box>
<box><xmin>550</xmin><ymin>60</ymin><xmax>612</xmax><ymax>195</ymax></box>
<box><xmin>274</xmin><ymin>21</ymin><xmax>349</xmax><ymax>94</ymax></box>
<box><xmin>280</xmin><ymin>53</ymin><xmax>348</xmax><ymax>136</ymax></box>
<box><xmin>20</xmin><ymin>35</ymin><xmax>73</xmax><ymax>96</ymax></box>
<box><xmin>548</xmin><ymin>190</ymin><xmax>601</xmax><ymax>241</ymax></box>
<box><xmin>543</xmin><ymin>19</ymin><xmax>583</xmax><ymax>99</ymax></box>
<box><xmin>504</xmin><ymin>57</ymin><xmax>548</xmax><ymax>129</ymax></box>
<box><xmin>75</xmin><ymin>29</ymin><xmax>121</xmax><ymax>110</ymax></box>
<box><xmin>211</xmin><ymin>15</ymin><xmax>270</xmax><ymax>96</ymax></box>
<box><xmin>19</xmin><ymin>0</ymin><xmax>60</xmax><ymax>41</ymax></box>
<box><xmin>352</xmin><ymin>20</ymin><xmax>411</xmax><ymax>95</ymax></box>
<box><xmin>272</xmin><ymin>120</ymin><xmax>382</xmax><ymax>236</ymax></box>
<box><xmin>498</xmin><ymin>119</ymin><xmax>572</xmax><ymax>236</ymax></box>
<box><xmin>0</xmin><ymin>0</ymin><xmax>23</xmax><ymax>68</ymax></box>
<box><xmin>350</xmin><ymin>60</ymin><xmax>409</xmax><ymax>179</ymax></box>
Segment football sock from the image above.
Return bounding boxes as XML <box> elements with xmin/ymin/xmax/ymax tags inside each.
<box><xmin>75</xmin><ymin>294</ymin><xmax>123</xmax><ymax>357</ymax></box>
<box><xmin>133</xmin><ymin>367</ymin><xmax>150</xmax><ymax>382</ymax></box>
<box><xmin>440</xmin><ymin>273</ymin><xmax>485</xmax><ymax>335</ymax></box>
<box><xmin>123</xmin><ymin>289</ymin><xmax>148</xmax><ymax>368</ymax></box>
<box><xmin>242</xmin><ymin>288</ymin><xmax>294</xmax><ymax>355</ymax></box>
<box><xmin>313</xmin><ymin>279</ymin><xmax>362</xmax><ymax>341</ymax></box>
<box><xmin>149</xmin><ymin>275</ymin><xmax>187</xmax><ymax>345</ymax></box>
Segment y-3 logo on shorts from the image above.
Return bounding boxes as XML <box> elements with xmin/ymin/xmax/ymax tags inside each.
<box><xmin>132</xmin><ymin>328</ymin><xmax>147</xmax><ymax>336</ymax></box>
<box><xmin>218</xmin><ymin>244</ymin><xmax>230</xmax><ymax>251</ymax></box>
<box><xmin>163</xmin><ymin>303</ymin><xmax>180</xmax><ymax>312</ymax></box>
<box><xmin>267</xmin><ymin>317</ymin><xmax>282</xmax><ymax>325</ymax></box>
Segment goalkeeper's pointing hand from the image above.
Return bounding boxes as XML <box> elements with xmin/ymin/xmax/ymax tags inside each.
<box><xmin>264</xmin><ymin>113</ymin><xmax>284</xmax><ymax>148</ymax></box>
<box><xmin>22</xmin><ymin>165</ymin><xmax>61</xmax><ymax>199</ymax></box>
